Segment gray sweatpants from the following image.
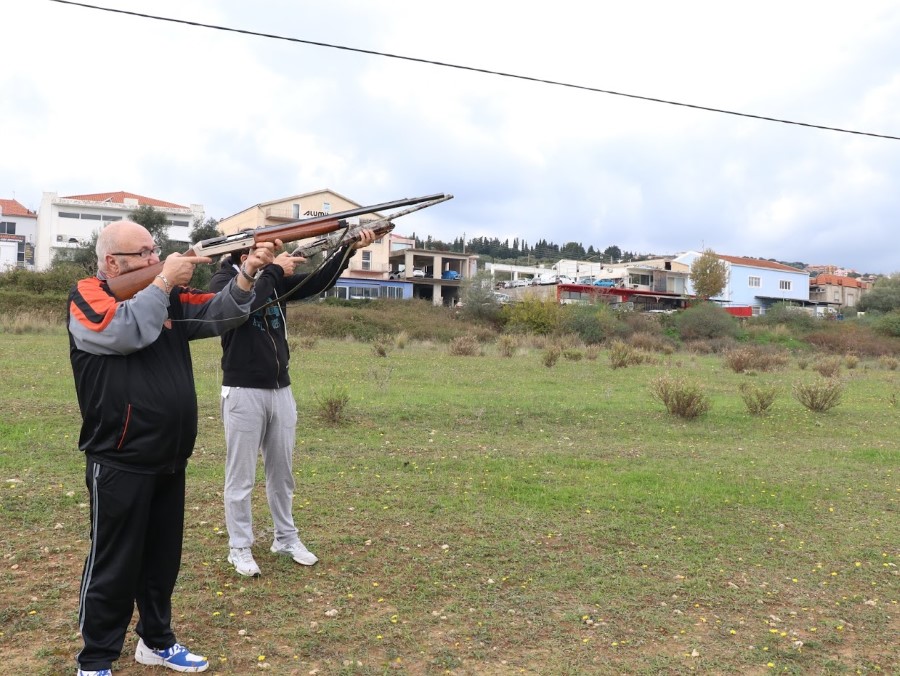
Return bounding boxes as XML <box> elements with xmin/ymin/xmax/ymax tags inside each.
<box><xmin>221</xmin><ymin>385</ymin><xmax>300</xmax><ymax>549</ymax></box>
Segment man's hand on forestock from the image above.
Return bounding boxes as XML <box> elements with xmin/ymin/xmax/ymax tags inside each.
<box><xmin>353</xmin><ymin>228</ymin><xmax>376</xmax><ymax>250</ymax></box>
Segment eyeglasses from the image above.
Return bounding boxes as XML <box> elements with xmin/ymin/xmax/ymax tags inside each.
<box><xmin>111</xmin><ymin>246</ymin><xmax>161</xmax><ymax>259</ymax></box>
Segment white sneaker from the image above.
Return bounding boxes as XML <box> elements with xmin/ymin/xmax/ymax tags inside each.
<box><xmin>271</xmin><ymin>540</ymin><xmax>318</xmax><ymax>566</ymax></box>
<box><xmin>227</xmin><ymin>547</ymin><xmax>261</xmax><ymax>577</ymax></box>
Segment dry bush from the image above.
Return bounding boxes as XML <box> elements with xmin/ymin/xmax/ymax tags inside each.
<box><xmin>739</xmin><ymin>382</ymin><xmax>779</xmax><ymax>415</ymax></box>
<box><xmin>723</xmin><ymin>346</ymin><xmax>789</xmax><ymax>373</ymax></box>
<box><xmin>629</xmin><ymin>331</ymin><xmax>675</xmax><ymax>354</ymax></box>
<box><xmin>796</xmin><ymin>355</ymin><xmax>809</xmax><ymax>370</ymax></box>
<box><xmin>448</xmin><ymin>335</ymin><xmax>482</xmax><ymax>356</ymax></box>
<box><xmin>844</xmin><ymin>354</ymin><xmax>859</xmax><ymax>370</ymax></box>
<box><xmin>394</xmin><ymin>330</ymin><xmax>409</xmax><ymax>349</ymax></box>
<box><xmin>686</xmin><ymin>337</ymin><xmax>739</xmax><ymax>354</ymax></box>
<box><xmin>649</xmin><ymin>375</ymin><xmax>711</xmax><ymax>419</ymax></box>
<box><xmin>813</xmin><ymin>355</ymin><xmax>842</xmax><ymax>378</ymax></box>
<box><xmin>608</xmin><ymin>340</ymin><xmax>656</xmax><ymax>369</ymax></box>
<box><xmin>497</xmin><ymin>334</ymin><xmax>519</xmax><ymax>358</ymax></box>
<box><xmin>793</xmin><ymin>378</ymin><xmax>843</xmax><ymax>413</ymax></box>
<box><xmin>314</xmin><ymin>385</ymin><xmax>351</xmax><ymax>424</ymax></box>
<box><xmin>288</xmin><ymin>335</ymin><xmax>317</xmax><ymax>353</ymax></box>
<box><xmin>805</xmin><ymin>323</ymin><xmax>900</xmax><ymax>357</ymax></box>
<box><xmin>371</xmin><ymin>337</ymin><xmax>391</xmax><ymax>358</ymax></box>
<box><xmin>879</xmin><ymin>355</ymin><xmax>898</xmax><ymax>371</ymax></box>
<box><xmin>563</xmin><ymin>349</ymin><xmax>584</xmax><ymax>361</ymax></box>
<box><xmin>585</xmin><ymin>345</ymin><xmax>600</xmax><ymax>361</ymax></box>
<box><xmin>542</xmin><ymin>345</ymin><xmax>561</xmax><ymax>367</ymax></box>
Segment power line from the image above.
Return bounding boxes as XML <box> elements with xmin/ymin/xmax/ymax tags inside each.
<box><xmin>48</xmin><ymin>0</ymin><xmax>900</xmax><ymax>141</ymax></box>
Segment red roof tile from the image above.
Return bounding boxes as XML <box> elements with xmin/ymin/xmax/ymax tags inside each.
<box><xmin>718</xmin><ymin>255</ymin><xmax>804</xmax><ymax>273</ymax></box>
<box><xmin>62</xmin><ymin>191</ymin><xmax>187</xmax><ymax>209</ymax></box>
<box><xmin>0</xmin><ymin>198</ymin><xmax>37</xmax><ymax>218</ymax></box>
<box><xmin>811</xmin><ymin>274</ymin><xmax>867</xmax><ymax>289</ymax></box>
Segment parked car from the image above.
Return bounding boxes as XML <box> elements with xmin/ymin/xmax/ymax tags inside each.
<box><xmin>556</xmin><ymin>275</ymin><xmax>574</xmax><ymax>285</ymax></box>
<box><xmin>412</xmin><ymin>268</ymin><xmax>426</xmax><ymax>277</ymax></box>
<box><xmin>493</xmin><ymin>292</ymin><xmax>511</xmax><ymax>304</ymax></box>
<box><xmin>510</xmin><ymin>279</ymin><xmax>529</xmax><ymax>288</ymax></box>
<box><xmin>441</xmin><ymin>270</ymin><xmax>461</xmax><ymax>280</ymax></box>
<box><xmin>593</xmin><ymin>278</ymin><xmax>618</xmax><ymax>287</ymax></box>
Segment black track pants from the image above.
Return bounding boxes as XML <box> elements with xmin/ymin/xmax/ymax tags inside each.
<box><xmin>76</xmin><ymin>459</ymin><xmax>184</xmax><ymax>671</ymax></box>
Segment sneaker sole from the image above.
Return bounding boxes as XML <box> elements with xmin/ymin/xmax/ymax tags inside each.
<box><xmin>135</xmin><ymin>652</ymin><xmax>209</xmax><ymax>673</ymax></box>
<box><xmin>271</xmin><ymin>546</ymin><xmax>318</xmax><ymax>566</ymax></box>
<box><xmin>227</xmin><ymin>555</ymin><xmax>261</xmax><ymax>577</ymax></box>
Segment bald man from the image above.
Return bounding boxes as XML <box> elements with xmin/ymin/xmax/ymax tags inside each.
<box><xmin>68</xmin><ymin>221</ymin><xmax>275</xmax><ymax>676</ymax></box>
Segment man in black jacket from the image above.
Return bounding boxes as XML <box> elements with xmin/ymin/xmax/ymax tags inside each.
<box><xmin>69</xmin><ymin>220</ymin><xmax>275</xmax><ymax>675</ymax></box>
<box><xmin>208</xmin><ymin>230</ymin><xmax>375</xmax><ymax>577</ymax></box>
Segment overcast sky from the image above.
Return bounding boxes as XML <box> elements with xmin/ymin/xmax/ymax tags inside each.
<box><xmin>3</xmin><ymin>0</ymin><xmax>898</xmax><ymax>273</ymax></box>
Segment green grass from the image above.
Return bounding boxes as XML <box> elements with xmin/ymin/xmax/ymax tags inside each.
<box><xmin>0</xmin><ymin>331</ymin><xmax>897</xmax><ymax>674</ymax></box>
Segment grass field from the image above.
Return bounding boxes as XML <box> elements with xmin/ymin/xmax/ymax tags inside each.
<box><xmin>0</xmin><ymin>328</ymin><xmax>897</xmax><ymax>675</ymax></box>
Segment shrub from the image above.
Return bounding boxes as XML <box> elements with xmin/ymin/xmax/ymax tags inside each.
<box><xmin>497</xmin><ymin>334</ymin><xmax>518</xmax><ymax>358</ymax></box>
<box><xmin>739</xmin><ymin>382</ymin><xmax>779</xmax><ymax>415</ymax></box>
<box><xmin>559</xmin><ymin>303</ymin><xmax>626</xmax><ymax>345</ymax></box>
<box><xmin>585</xmin><ymin>345</ymin><xmax>600</xmax><ymax>361</ymax></box>
<box><xmin>394</xmin><ymin>331</ymin><xmax>409</xmax><ymax>349</ymax></box>
<box><xmin>371</xmin><ymin>336</ymin><xmax>392</xmax><ymax>357</ymax></box>
<box><xmin>448</xmin><ymin>335</ymin><xmax>482</xmax><ymax>356</ymax></box>
<box><xmin>793</xmin><ymin>378</ymin><xmax>843</xmax><ymax>412</ymax></box>
<box><xmin>879</xmin><ymin>355</ymin><xmax>898</xmax><ymax>371</ymax></box>
<box><xmin>542</xmin><ymin>345</ymin><xmax>561</xmax><ymax>367</ymax></box>
<box><xmin>754</xmin><ymin>302</ymin><xmax>816</xmax><ymax>332</ymax></box>
<box><xmin>314</xmin><ymin>384</ymin><xmax>351</xmax><ymax>424</ymax></box>
<box><xmin>649</xmin><ymin>375</ymin><xmax>711</xmax><ymax>419</ymax></box>
<box><xmin>676</xmin><ymin>302</ymin><xmax>741</xmax><ymax>341</ymax></box>
<box><xmin>562</xmin><ymin>349</ymin><xmax>583</xmax><ymax>361</ymax></box>
<box><xmin>501</xmin><ymin>297</ymin><xmax>561</xmax><ymax>335</ymax></box>
<box><xmin>813</xmin><ymin>356</ymin><xmax>842</xmax><ymax>378</ymax></box>
<box><xmin>872</xmin><ymin>310</ymin><xmax>900</xmax><ymax>337</ymax></box>
<box><xmin>608</xmin><ymin>340</ymin><xmax>655</xmax><ymax>369</ymax></box>
<box><xmin>723</xmin><ymin>346</ymin><xmax>789</xmax><ymax>373</ymax></box>
<box><xmin>844</xmin><ymin>354</ymin><xmax>859</xmax><ymax>370</ymax></box>
<box><xmin>629</xmin><ymin>331</ymin><xmax>675</xmax><ymax>354</ymax></box>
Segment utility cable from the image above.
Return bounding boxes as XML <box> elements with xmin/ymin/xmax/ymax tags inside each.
<box><xmin>46</xmin><ymin>0</ymin><xmax>899</xmax><ymax>141</ymax></box>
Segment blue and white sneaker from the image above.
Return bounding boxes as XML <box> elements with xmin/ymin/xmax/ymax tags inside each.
<box><xmin>134</xmin><ymin>638</ymin><xmax>208</xmax><ymax>672</ymax></box>
<box><xmin>77</xmin><ymin>670</ymin><xmax>112</xmax><ymax>676</ymax></box>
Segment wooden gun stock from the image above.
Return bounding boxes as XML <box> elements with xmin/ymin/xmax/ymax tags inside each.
<box><xmin>105</xmin><ymin>193</ymin><xmax>452</xmax><ymax>301</ymax></box>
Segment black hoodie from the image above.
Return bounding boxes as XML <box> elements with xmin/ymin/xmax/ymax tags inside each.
<box><xmin>208</xmin><ymin>247</ymin><xmax>352</xmax><ymax>389</ymax></box>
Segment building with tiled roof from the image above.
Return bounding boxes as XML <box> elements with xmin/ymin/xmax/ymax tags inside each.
<box><xmin>674</xmin><ymin>251</ymin><xmax>811</xmax><ymax>315</ymax></box>
<box><xmin>809</xmin><ymin>274</ymin><xmax>869</xmax><ymax>308</ymax></box>
<box><xmin>0</xmin><ymin>198</ymin><xmax>38</xmax><ymax>270</ymax></box>
<box><xmin>34</xmin><ymin>190</ymin><xmax>203</xmax><ymax>270</ymax></box>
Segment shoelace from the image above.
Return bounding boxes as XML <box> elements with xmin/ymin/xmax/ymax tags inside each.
<box><xmin>234</xmin><ymin>549</ymin><xmax>255</xmax><ymax>563</ymax></box>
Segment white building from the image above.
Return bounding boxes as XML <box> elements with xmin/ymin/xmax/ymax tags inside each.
<box><xmin>35</xmin><ymin>191</ymin><xmax>203</xmax><ymax>270</ymax></box>
<box><xmin>0</xmin><ymin>198</ymin><xmax>39</xmax><ymax>270</ymax></box>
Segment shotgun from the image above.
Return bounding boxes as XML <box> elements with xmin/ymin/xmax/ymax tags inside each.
<box><xmin>106</xmin><ymin>193</ymin><xmax>451</xmax><ymax>300</ymax></box>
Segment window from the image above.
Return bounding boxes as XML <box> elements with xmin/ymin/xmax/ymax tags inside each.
<box><xmin>322</xmin><ymin>202</ymin><xmax>331</xmax><ymax>214</ymax></box>
<box><xmin>834</xmin><ymin>292</ymin><xmax>840</xmax><ymax>301</ymax></box>
<box><xmin>361</xmin><ymin>251</ymin><xmax>371</xmax><ymax>271</ymax></box>
<box><xmin>59</xmin><ymin>212</ymin><xmax>80</xmax><ymax>219</ymax></box>
<box><xmin>748</xmin><ymin>276</ymin><xmax>761</xmax><ymax>288</ymax></box>
<box><xmin>381</xmin><ymin>286</ymin><xmax>403</xmax><ymax>299</ymax></box>
<box><xmin>292</xmin><ymin>204</ymin><xmax>300</xmax><ymax>219</ymax></box>
<box><xmin>628</xmin><ymin>273</ymin><xmax>651</xmax><ymax>287</ymax></box>
<box><xmin>81</xmin><ymin>214</ymin><xmax>101</xmax><ymax>221</ymax></box>
<box><xmin>166</xmin><ymin>220</ymin><xmax>189</xmax><ymax>227</ymax></box>
<box><xmin>0</xmin><ymin>221</ymin><xmax>15</xmax><ymax>234</ymax></box>
<box><xmin>779</xmin><ymin>280</ymin><xmax>792</xmax><ymax>291</ymax></box>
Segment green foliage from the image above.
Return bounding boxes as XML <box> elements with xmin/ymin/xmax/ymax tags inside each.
<box><xmin>559</xmin><ymin>302</ymin><xmax>625</xmax><ymax>344</ymax></box>
<box><xmin>872</xmin><ymin>309</ymin><xmax>900</xmax><ymax>337</ymax></box>
<box><xmin>689</xmin><ymin>249</ymin><xmax>729</xmax><ymax>299</ymax></box>
<box><xmin>858</xmin><ymin>272</ymin><xmax>900</xmax><ymax>312</ymax></box>
<box><xmin>541</xmin><ymin>344</ymin><xmax>561</xmax><ymax>367</ymax></box>
<box><xmin>458</xmin><ymin>271</ymin><xmax>503</xmax><ymax>325</ymax></box>
<box><xmin>129</xmin><ymin>204</ymin><xmax>173</xmax><ymax>254</ymax></box>
<box><xmin>754</xmin><ymin>302</ymin><xmax>816</xmax><ymax>332</ymax></box>
<box><xmin>676</xmin><ymin>302</ymin><xmax>741</xmax><ymax>340</ymax></box>
<box><xmin>501</xmin><ymin>296</ymin><xmax>561</xmax><ymax>335</ymax></box>
<box><xmin>51</xmin><ymin>231</ymin><xmax>99</xmax><ymax>274</ymax></box>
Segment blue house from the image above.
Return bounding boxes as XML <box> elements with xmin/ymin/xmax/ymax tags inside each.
<box><xmin>675</xmin><ymin>252</ymin><xmax>809</xmax><ymax>315</ymax></box>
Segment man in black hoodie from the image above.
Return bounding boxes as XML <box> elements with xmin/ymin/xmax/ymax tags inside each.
<box><xmin>208</xmin><ymin>230</ymin><xmax>375</xmax><ymax>577</ymax></box>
